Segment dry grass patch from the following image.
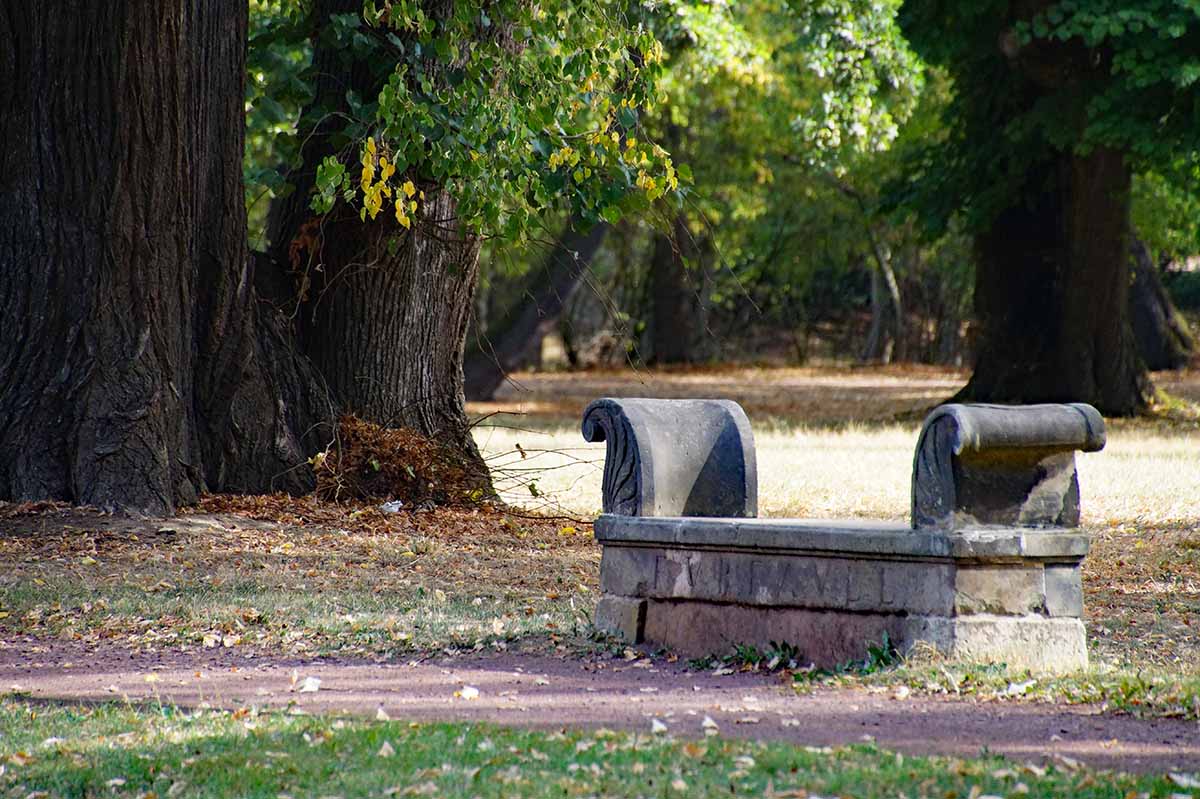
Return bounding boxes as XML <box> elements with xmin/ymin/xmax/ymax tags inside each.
<box><xmin>0</xmin><ymin>497</ymin><xmax>597</xmax><ymax>657</ymax></box>
<box><xmin>475</xmin><ymin>366</ymin><xmax>1200</xmax><ymax>685</ymax></box>
<box><xmin>473</xmin><ymin>363</ymin><xmax>966</xmax><ymax>427</ymax></box>
<box><xmin>1</xmin><ymin>365</ymin><xmax>1197</xmax><ymax>704</ymax></box>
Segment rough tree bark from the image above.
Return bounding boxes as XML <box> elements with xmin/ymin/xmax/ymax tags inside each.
<box><xmin>0</xmin><ymin>1</ymin><xmax>325</xmax><ymax>514</ymax></box>
<box><xmin>267</xmin><ymin>0</ymin><xmax>488</xmax><ymax>483</ymax></box>
<box><xmin>1129</xmin><ymin>236</ymin><xmax>1195</xmax><ymax>371</ymax></box>
<box><xmin>961</xmin><ymin>146</ymin><xmax>1151</xmax><ymax>413</ymax></box>
<box><xmin>464</xmin><ymin>221</ymin><xmax>609</xmax><ymax>401</ymax></box>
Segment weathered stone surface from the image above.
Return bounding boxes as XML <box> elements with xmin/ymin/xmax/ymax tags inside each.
<box><xmin>641</xmin><ymin>601</ymin><xmax>911</xmax><ymax>668</ymax></box>
<box><xmin>915</xmin><ymin>615</ymin><xmax>1088</xmax><ymax>673</ymax></box>
<box><xmin>1044</xmin><ymin>564</ymin><xmax>1084</xmax><ymax>618</ymax></box>
<box><xmin>911</xmin><ymin>403</ymin><xmax>1106</xmax><ymax>531</ymax></box>
<box><xmin>585</xmin><ymin>397</ymin><xmax>1100</xmax><ymax>674</ymax></box>
<box><xmin>593</xmin><ymin>515</ymin><xmax>1089</xmax><ymax>672</ymax></box>
<box><xmin>581</xmin><ymin>398</ymin><xmax>756</xmax><ymax>517</ymax></box>
<box><xmin>594</xmin><ymin>596</ymin><xmax>646</xmax><ymax>642</ymax></box>
<box><xmin>953</xmin><ymin>565</ymin><xmax>1045</xmax><ymax>615</ymax></box>
<box><xmin>594</xmin><ymin>516</ymin><xmax>1090</xmax><ymax>562</ymax></box>
<box><xmin>599</xmin><ymin>544</ymin><xmax>956</xmax><ymax>615</ymax></box>
<box><xmin>635</xmin><ymin>603</ymin><xmax>1087</xmax><ymax>672</ymax></box>
<box><xmin>599</xmin><ymin>547</ymin><xmax>659</xmax><ymax>597</ymax></box>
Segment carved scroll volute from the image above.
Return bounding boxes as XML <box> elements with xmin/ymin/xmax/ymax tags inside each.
<box><xmin>582</xmin><ymin>399</ymin><xmax>646</xmax><ymax>516</ymax></box>
<box><xmin>911</xmin><ymin>402</ymin><xmax>1106</xmax><ymax>531</ymax></box>
<box><xmin>582</xmin><ymin>397</ymin><xmax>757</xmax><ymax>517</ymax></box>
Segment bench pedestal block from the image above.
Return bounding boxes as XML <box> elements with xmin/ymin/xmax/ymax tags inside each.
<box><xmin>594</xmin><ymin>516</ymin><xmax>1088</xmax><ymax>673</ymax></box>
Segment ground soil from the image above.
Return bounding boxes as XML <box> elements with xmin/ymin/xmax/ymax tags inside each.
<box><xmin>2</xmin><ymin>638</ymin><xmax>1197</xmax><ymax>775</ymax></box>
<box><xmin>4</xmin><ymin>367</ymin><xmax>1199</xmax><ymax>777</ymax></box>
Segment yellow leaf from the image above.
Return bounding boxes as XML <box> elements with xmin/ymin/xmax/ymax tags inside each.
<box><xmin>402</xmin><ymin>180</ymin><xmax>417</xmax><ymax>198</ymax></box>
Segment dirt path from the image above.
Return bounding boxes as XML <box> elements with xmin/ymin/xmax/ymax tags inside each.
<box><xmin>3</xmin><ymin>640</ymin><xmax>1197</xmax><ymax>775</ymax></box>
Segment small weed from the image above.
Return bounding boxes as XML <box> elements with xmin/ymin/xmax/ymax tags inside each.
<box><xmin>792</xmin><ymin>634</ymin><xmax>901</xmax><ymax>686</ymax></box>
<box><xmin>696</xmin><ymin>640</ymin><xmax>807</xmax><ymax>673</ymax></box>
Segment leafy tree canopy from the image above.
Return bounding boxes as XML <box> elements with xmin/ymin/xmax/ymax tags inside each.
<box><xmin>300</xmin><ymin>0</ymin><xmax>923</xmax><ymax>243</ymax></box>
<box><xmin>897</xmin><ymin>0</ymin><xmax>1200</xmax><ymax>235</ymax></box>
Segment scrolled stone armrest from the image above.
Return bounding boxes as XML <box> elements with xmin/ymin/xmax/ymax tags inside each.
<box><xmin>581</xmin><ymin>398</ymin><xmax>757</xmax><ymax>517</ymax></box>
<box><xmin>911</xmin><ymin>402</ymin><xmax>1106</xmax><ymax>530</ymax></box>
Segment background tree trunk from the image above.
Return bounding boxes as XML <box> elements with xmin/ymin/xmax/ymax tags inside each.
<box><xmin>860</xmin><ymin>250</ymin><xmax>902</xmax><ymax>364</ymax></box>
<box><xmin>267</xmin><ymin>0</ymin><xmax>488</xmax><ymax>483</ymax></box>
<box><xmin>649</xmin><ymin>213</ymin><xmax>701</xmax><ymax>365</ymax></box>
<box><xmin>956</xmin><ymin>5</ymin><xmax>1152</xmax><ymax>416</ymax></box>
<box><xmin>960</xmin><ymin>147</ymin><xmax>1150</xmax><ymax>414</ymax></box>
<box><xmin>0</xmin><ymin>1</ymin><xmax>324</xmax><ymax>514</ymax></box>
<box><xmin>1129</xmin><ymin>235</ymin><xmax>1195</xmax><ymax>371</ymax></box>
<box><xmin>464</xmin><ymin>222</ymin><xmax>608</xmax><ymax>401</ymax></box>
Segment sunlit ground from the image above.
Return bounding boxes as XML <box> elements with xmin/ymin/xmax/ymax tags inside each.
<box><xmin>474</xmin><ymin>366</ymin><xmax>1200</xmax><ymax>676</ymax></box>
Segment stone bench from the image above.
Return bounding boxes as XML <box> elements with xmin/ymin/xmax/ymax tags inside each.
<box><xmin>583</xmin><ymin>398</ymin><xmax>1106</xmax><ymax>673</ymax></box>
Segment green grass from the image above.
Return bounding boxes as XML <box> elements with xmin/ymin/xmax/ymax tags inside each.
<box><xmin>804</xmin><ymin>655</ymin><xmax>1200</xmax><ymax>721</ymax></box>
<box><xmin>0</xmin><ymin>502</ymin><xmax>598</xmax><ymax>658</ymax></box>
<box><xmin>0</xmin><ymin>577</ymin><xmax>590</xmax><ymax>657</ymax></box>
<box><xmin>0</xmin><ymin>698</ymin><xmax>1189</xmax><ymax>798</ymax></box>
<box><xmin>691</xmin><ymin>638</ymin><xmax>1200</xmax><ymax>721</ymax></box>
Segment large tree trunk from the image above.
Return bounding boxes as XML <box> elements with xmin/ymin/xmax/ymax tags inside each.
<box><xmin>464</xmin><ymin>221</ymin><xmax>608</xmax><ymax>401</ymax></box>
<box><xmin>960</xmin><ymin>147</ymin><xmax>1151</xmax><ymax>414</ymax></box>
<box><xmin>0</xmin><ymin>1</ymin><xmax>325</xmax><ymax>514</ymax></box>
<box><xmin>958</xmin><ymin>4</ymin><xmax>1151</xmax><ymax>416</ymax></box>
<box><xmin>1129</xmin><ymin>236</ymin><xmax>1195</xmax><ymax>371</ymax></box>
<box><xmin>267</xmin><ymin>0</ymin><xmax>487</xmax><ymax>483</ymax></box>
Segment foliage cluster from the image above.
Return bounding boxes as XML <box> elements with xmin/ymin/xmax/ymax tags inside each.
<box><xmin>896</xmin><ymin>0</ymin><xmax>1200</xmax><ymax>237</ymax></box>
<box><xmin>309</xmin><ymin>0</ymin><xmax>681</xmax><ymax>240</ymax></box>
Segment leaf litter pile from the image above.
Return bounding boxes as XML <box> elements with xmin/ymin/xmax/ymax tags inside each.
<box><xmin>0</xmin><ymin>495</ymin><xmax>597</xmax><ymax>658</ymax></box>
<box><xmin>313</xmin><ymin>415</ymin><xmax>490</xmax><ymax>506</ymax></box>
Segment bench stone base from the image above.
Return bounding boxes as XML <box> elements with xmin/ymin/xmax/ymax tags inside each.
<box><xmin>594</xmin><ymin>516</ymin><xmax>1089</xmax><ymax>673</ymax></box>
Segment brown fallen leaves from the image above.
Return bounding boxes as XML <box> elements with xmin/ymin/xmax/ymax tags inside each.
<box><xmin>313</xmin><ymin>415</ymin><xmax>488</xmax><ymax>506</ymax></box>
<box><xmin>0</xmin><ymin>494</ymin><xmax>597</xmax><ymax>657</ymax></box>
<box><xmin>1083</xmin><ymin>521</ymin><xmax>1200</xmax><ymax>670</ymax></box>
